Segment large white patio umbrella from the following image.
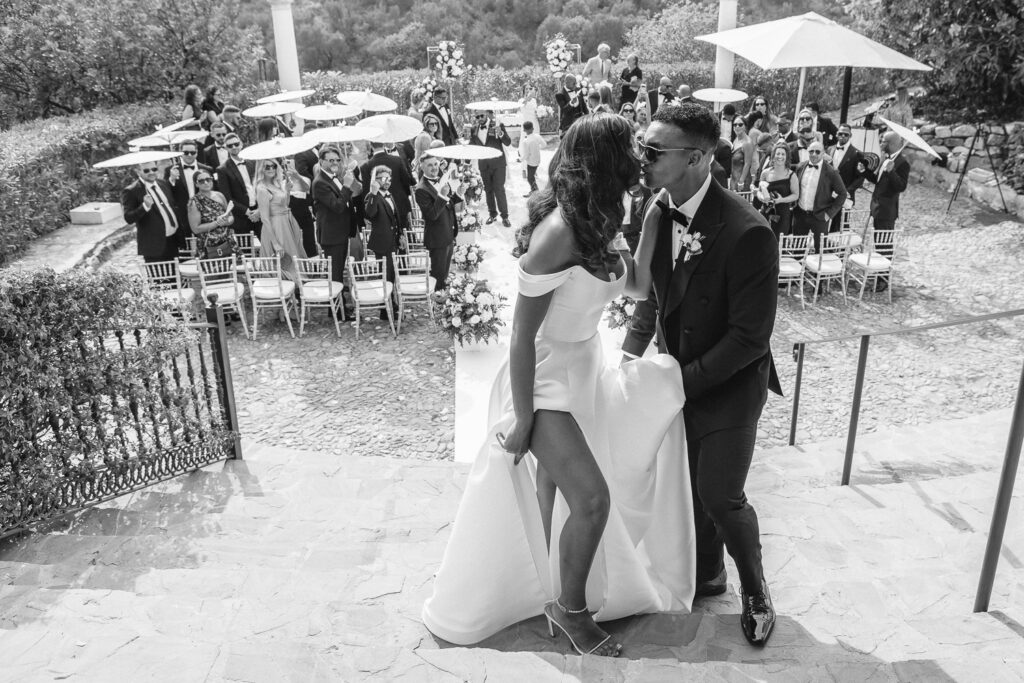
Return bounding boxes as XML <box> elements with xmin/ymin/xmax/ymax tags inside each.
<box><xmin>696</xmin><ymin>12</ymin><xmax>932</xmax><ymax>121</ymax></box>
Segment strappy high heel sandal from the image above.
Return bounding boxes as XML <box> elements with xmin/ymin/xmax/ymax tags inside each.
<box><xmin>543</xmin><ymin>599</ymin><xmax>622</xmax><ymax>657</ymax></box>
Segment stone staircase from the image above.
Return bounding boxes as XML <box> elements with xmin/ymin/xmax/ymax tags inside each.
<box><xmin>1</xmin><ymin>412</ymin><xmax>1022</xmax><ymax>681</ymax></box>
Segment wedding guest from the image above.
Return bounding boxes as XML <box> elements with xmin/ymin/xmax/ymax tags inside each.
<box><xmin>885</xmin><ymin>86</ymin><xmax>914</xmax><ymax>128</ymax></box>
<box><xmin>415</xmin><ymin>154</ymin><xmax>464</xmax><ymax>291</ymax></box>
<box><xmin>719</xmin><ymin>104</ymin><xmax>736</xmax><ymax>140</ymax></box>
<box><xmin>414</xmin><ymin>114</ymin><xmax>442</xmax><ymax>168</ymax></box>
<box><xmin>520</xmin><ymin>121</ymin><xmax>543</xmax><ymax>196</ymax></box>
<box><xmin>165</xmin><ymin>139</ymin><xmax>212</xmax><ymax>239</ymax></box>
<box><xmin>200</xmin><ymin>86</ymin><xmax>224</xmax><ymax>129</ymax></box>
<box><xmin>520</xmin><ymin>84</ymin><xmax>541</xmax><ymax>134</ymax></box>
<box><xmin>408</xmin><ymin>89</ymin><xmax>425</xmax><ymax>121</ymax></box>
<box><xmin>470</xmin><ymin>109</ymin><xmax>512</xmax><ymax>227</ymax></box>
<box><xmin>188</xmin><ymin>169</ymin><xmax>235</xmax><ymax>258</ymax></box>
<box><xmin>203</xmin><ymin>122</ymin><xmax>230</xmax><ymax>169</ymax></box>
<box><xmin>788</xmin><ymin>111</ymin><xmax>822</xmax><ymax>166</ymax></box>
<box><xmin>619</xmin><ymin>101</ymin><xmax>639</xmax><ymax>133</ymax></box>
<box><xmin>312</xmin><ymin>146</ymin><xmax>362</xmax><ymax>299</ymax></box>
<box><xmin>619</xmin><ymin>54</ymin><xmax>643</xmax><ymax>105</ymax></box>
<box><xmin>730</xmin><ymin>114</ymin><xmax>755</xmax><ymax>192</ymax></box>
<box><xmin>648</xmin><ymin>77</ymin><xmax>675</xmax><ymax>117</ymax></box>
<box><xmin>586</xmin><ymin>90</ymin><xmax>603</xmax><ymax>113</ymax></box>
<box><xmin>859</xmin><ymin>130</ymin><xmax>909</xmax><ymax>238</ymax></box>
<box><xmin>181</xmin><ymin>84</ymin><xmax>202</xmax><ymax>125</ymax></box>
<box><xmin>793</xmin><ymin>140</ymin><xmax>847</xmax><ymax>252</ymax></box>
<box><xmin>774</xmin><ymin>112</ymin><xmax>797</xmax><ymax>146</ymax></box>
<box><xmin>829</xmin><ymin>122</ymin><xmax>866</xmax><ymax>233</ymax></box>
<box><xmin>216</xmin><ymin>133</ymin><xmax>261</xmax><ymax>238</ymax></box>
<box><xmin>755</xmin><ymin>144</ymin><xmax>799</xmax><ymax>240</ymax></box>
<box><xmin>256</xmin><ymin>158</ymin><xmax>308</xmax><ymax>282</ymax></box>
<box><xmin>746</xmin><ymin>110</ymin><xmax>774</xmax><ymax>176</ymax></box>
<box><xmin>424</xmin><ymin>87</ymin><xmax>457</xmax><ymax>144</ymax></box>
<box><xmin>635</xmin><ymin>103</ymin><xmax>651</xmax><ymax>136</ymax></box>
<box><xmin>805</xmin><ymin>101</ymin><xmax>838</xmax><ymax>149</ymax></box>
<box><xmin>361</xmin><ymin>140</ymin><xmax>415</xmax><ymax>232</ymax></box>
<box><xmin>122</xmin><ymin>162</ymin><xmax>181</xmax><ymax>263</ymax></box>
<box><xmin>676</xmin><ymin>84</ymin><xmax>693</xmax><ymax>104</ymax></box>
<box><xmin>555</xmin><ymin>74</ymin><xmax>588</xmax><ymax>137</ymax></box>
<box><xmin>364</xmin><ymin>166</ymin><xmax>405</xmax><ymax>317</ymax></box>
<box><xmin>582</xmin><ymin>43</ymin><xmax>613</xmax><ymax>84</ymax></box>
<box><xmin>746</xmin><ymin>95</ymin><xmax>777</xmax><ymax>133</ymax></box>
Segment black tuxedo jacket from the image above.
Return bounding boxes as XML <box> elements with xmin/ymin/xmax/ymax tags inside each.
<box><xmin>816</xmin><ymin>115</ymin><xmax>839</xmax><ymax>149</ymax></box>
<box><xmin>165</xmin><ymin>159</ymin><xmax>212</xmax><ymax>231</ymax></box>
<box><xmin>648</xmin><ymin>89</ymin><xmax>675</xmax><ymax>117</ymax></box>
<box><xmin>863</xmin><ymin>154</ymin><xmax>910</xmax><ymax>223</ymax></box>
<box><xmin>364</xmin><ymin>192</ymin><xmax>403</xmax><ymax>254</ymax></box>
<box><xmin>554</xmin><ymin>90</ymin><xmax>587</xmax><ymax>133</ymax></box>
<box><xmin>311</xmin><ymin>172</ymin><xmax>358</xmax><ymax>247</ymax></box>
<box><xmin>294</xmin><ymin>148</ymin><xmax>319</xmax><ymax>184</ymax></box>
<box><xmin>202</xmin><ymin>143</ymin><xmax>228</xmax><ymax>171</ymax></box>
<box><xmin>414</xmin><ymin>177</ymin><xmax>459</xmax><ymax>249</ymax></box>
<box><xmin>360</xmin><ymin>152</ymin><xmax>415</xmax><ymax>230</ymax></box>
<box><xmin>423</xmin><ymin>102</ymin><xmax>457</xmax><ymax>145</ymax></box>
<box><xmin>829</xmin><ymin>143</ymin><xmax>866</xmax><ymax>200</ymax></box>
<box><xmin>216</xmin><ymin>157</ymin><xmax>259</xmax><ymax>231</ymax></box>
<box><xmin>795</xmin><ymin>160</ymin><xmax>848</xmax><ymax>221</ymax></box>
<box><xmin>623</xmin><ymin>180</ymin><xmax>782</xmax><ymax>438</ymax></box>
<box><xmin>469</xmin><ymin>122</ymin><xmax>511</xmax><ymax>166</ymax></box>
<box><xmin>122</xmin><ymin>178</ymin><xmax>179</xmax><ymax>258</ymax></box>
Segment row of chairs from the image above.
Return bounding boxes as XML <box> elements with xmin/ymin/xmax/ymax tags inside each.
<box><xmin>139</xmin><ymin>253</ymin><xmax>436</xmax><ymax>340</ymax></box>
<box><xmin>779</xmin><ymin>229</ymin><xmax>898</xmax><ymax>306</ymax></box>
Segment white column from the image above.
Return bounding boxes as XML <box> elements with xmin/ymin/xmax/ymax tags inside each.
<box><xmin>713</xmin><ymin>0</ymin><xmax>738</xmax><ymax>112</ymax></box>
<box><xmin>269</xmin><ymin>0</ymin><xmax>301</xmax><ymax>92</ymax></box>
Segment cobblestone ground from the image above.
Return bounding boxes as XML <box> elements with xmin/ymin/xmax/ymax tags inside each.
<box><xmin>102</xmin><ymin>176</ymin><xmax>1024</xmax><ymax>458</ymax></box>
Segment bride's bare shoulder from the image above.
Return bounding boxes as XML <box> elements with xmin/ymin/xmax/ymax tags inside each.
<box><xmin>520</xmin><ymin>211</ymin><xmax>579</xmax><ymax>276</ymax></box>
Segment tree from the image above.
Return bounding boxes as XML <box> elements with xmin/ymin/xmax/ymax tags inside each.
<box><xmin>621</xmin><ymin>0</ymin><xmax>719</xmax><ymax>63</ymax></box>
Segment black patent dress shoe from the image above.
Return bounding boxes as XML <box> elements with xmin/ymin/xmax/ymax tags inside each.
<box><xmin>740</xmin><ymin>579</ymin><xmax>776</xmax><ymax>646</ymax></box>
<box><xmin>485</xmin><ymin>216</ymin><xmax>497</xmax><ymax>225</ymax></box>
<box><xmin>694</xmin><ymin>568</ymin><xmax>728</xmax><ymax>598</ymax></box>
<box><xmin>501</xmin><ymin>218</ymin><xmax>512</xmax><ymax>227</ymax></box>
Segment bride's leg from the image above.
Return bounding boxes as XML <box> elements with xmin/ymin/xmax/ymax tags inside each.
<box><xmin>535</xmin><ymin>464</ymin><xmax>555</xmax><ymax>550</ymax></box>
<box><xmin>530</xmin><ymin>409</ymin><xmax>620</xmax><ymax>656</ymax></box>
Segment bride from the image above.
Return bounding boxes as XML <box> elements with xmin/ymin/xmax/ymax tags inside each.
<box><xmin>422</xmin><ymin>112</ymin><xmax>695</xmax><ymax>656</ymax></box>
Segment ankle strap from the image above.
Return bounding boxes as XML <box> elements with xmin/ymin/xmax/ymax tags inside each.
<box><xmin>555</xmin><ymin>598</ymin><xmax>589</xmax><ymax>614</ymax></box>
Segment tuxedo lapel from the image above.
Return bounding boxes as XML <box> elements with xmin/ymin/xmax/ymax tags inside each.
<box><xmin>661</xmin><ymin>183</ymin><xmax>726</xmax><ymax>318</ymax></box>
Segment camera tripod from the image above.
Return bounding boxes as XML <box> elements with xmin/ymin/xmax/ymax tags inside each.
<box><xmin>946</xmin><ymin>124</ymin><xmax>1009</xmax><ymax>214</ymax></box>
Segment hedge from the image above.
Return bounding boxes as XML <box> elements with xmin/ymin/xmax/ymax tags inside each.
<box><xmin>0</xmin><ymin>104</ymin><xmax>174</xmax><ymax>266</ymax></box>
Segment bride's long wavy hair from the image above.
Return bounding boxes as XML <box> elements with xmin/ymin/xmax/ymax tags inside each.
<box><xmin>515</xmin><ymin>112</ymin><xmax>639</xmax><ymax>271</ymax></box>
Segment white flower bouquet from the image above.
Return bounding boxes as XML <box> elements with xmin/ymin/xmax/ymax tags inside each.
<box><xmin>457</xmin><ymin>163</ymin><xmax>483</xmax><ymax>203</ymax></box>
<box><xmin>413</xmin><ymin>74</ymin><xmax>440</xmax><ymax>103</ymax></box>
<box><xmin>436</xmin><ymin>40</ymin><xmax>466</xmax><ymax>79</ymax></box>
<box><xmin>437</xmin><ymin>274</ymin><xmax>507</xmax><ymax>347</ymax></box>
<box><xmin>458</xmin><ymin>206</ymin><xmax>482</xmax><ymax>232</ymax></box>
<box><xmin>578</xmin><ymin>76</ymin><xmax>593</xmax><ymax>97</ymax></box>
<box><xmin>545</xmin><ymin>34</ymin><xmax>573</xmax><ymax>74</ymax></box>
<box><xmin>604</xmin><ymin>295</ymin><xmax>637</xmax><ymax>330</ymax></box>
<box><xmin>452</xmin><ymin>243</ymin><xmax>486</xmax><ymax>273</ymax></box>
<box><xmin>535</xmin><ymin>104</ymin><xmax>554</xmax><ymax>119</ymax></box>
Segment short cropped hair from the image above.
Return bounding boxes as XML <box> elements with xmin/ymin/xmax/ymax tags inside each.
<box><xmin>523</xmin><ymin>121</ymin><xmax>534</xmax><ymax>132</ymax></box>
<box><xmin>318</xmin><ymin>145</ymin><xmax>342</xmax><ymax>161</ymax></box>
<box><xmin>652</xmin><ymin>103</ymin><xmax>720</xmax><ymax>151</ymax></box>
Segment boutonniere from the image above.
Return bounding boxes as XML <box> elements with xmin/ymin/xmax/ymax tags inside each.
<box><xmin>680</xmin><ymin>232</ymin><xmax>705</xmax><ymax>262</ymax></box>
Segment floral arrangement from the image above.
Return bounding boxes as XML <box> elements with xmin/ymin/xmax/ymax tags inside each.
<box><xmin>545</xmin><ymin>34</ymin><xmax>574</xmax><ymax>74</ymax></box>
<box><xmin>680</xmin><ymin>231</ymin><xmax>705</xmax><ymax>262</ymax></box>
<box><xmin>435</xmin><ymin>41</ymin><xmax>466</xmax><ymax>79</ymax></box>
<box><xmin>458</xmin><ymin>206</ymin><xmax>482</xmax><ymax>232</ymax></box>
<box><xmin>413</xmin><ymin>74</ymin><xmax>440</xmax><ymax>104</ymax></box>
<box><xmin>437</xmin><ymin>274</ymin><xmax>507</xmax><ymax>347</ymax></box>
<box><xmin>457</xmin><ymin>163</ymin><xmax>483</xmax><ymax>203</ymax></box>
<box><xmin>535</xmin><ymin>104</ymin><xmax>554</xmax><ymax>119</ymax></box>
<box><xmin>604</xmin><ymin>296</ymin><xmax>637</xmax><ymax>330</ymax></box>
<box><xmin>452</xmin><ymin>243</ymin><xmax>486</xmax><ymax>273</ymax></box>
<box><xmin>577</xmin><ymin>76</ymin><xmax>593</xmax><ymax>97</ymax></box>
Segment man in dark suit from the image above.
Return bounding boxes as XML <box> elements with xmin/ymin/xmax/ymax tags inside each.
<box><xmin>787</xmin><ymin>116</ymin><xmax>818</xmax><ymax>168</ymax></box>
<box><xmin>470</xmin><ymin>109</ymin><xmax>512</xmax><ymax>227</ymax></box>
<box><xmin>360</xmin><ymin>141</ymin><xmax>415</xmax><ymax>233</ymax></box>
<box><xmin>554</xmin><ymin>74</ymin><xmax>588</xmax><ymax>137</ymax></box>
<box><xmin>648</xmin><ymin>77</ymin><xmax>675</xmax><ymax>117</ymax></box>
<box><xmin>792</xmin><ymin>141</ymin><xmax>848</xmax><ymax>253</ymax></box>
<box><xmin>364</xmin><ymin>166</ymin><xmax>404</xmax><ymax>318</ymax></box>
<box><xmin>806</xmin><ymin>101</ymin><xmax>839</xmax><ymax>149</ymax></box>
<box><xmin>774</xmin><ymin>113</ymin><xmax>797</xmax><ymax>146</ymax></box>
<box><xmin>423</xmin><ymin>87</ymin><xmax>458</xmax><ymax>145</ymax></box>
<box><xmin>292</xmin><ymin>143</ymin><xmax>321</xmax><ymax>258</ymax></box>
<box><xmin>203</xmin><ymin>122</ymin><xmax>231</xmax><ymax>170</ymax></box>
<box><xmin>164</xmin><ymin>139</ymin><xmax>212</xmax><ymax>241</ymax></box>
<box><xmin>828</xmin><ymin>122</ymin><xmax>865</xmax><ymax>233</ymax></box>
<box><xmin>215</xmin><ymin>133</ymin><xmax>261</xmax><ymax>239</ymax></box>
<box><xmin>860</xmin><ymin>130</ymin><xmax>910</xmax><ymax>235</ymax></box>
<box><xmin>622</xmin><ymin>102</ymin><xmax>782</xmax><ymax>646</ymax></box>
<box><xmin>312</xmin><ymin>146</ymin><xmax>362</xmax><ymax>291</ymax></box>
<box><xmin>414</xmin><ymin>155</ymin><xmax>463</xmax><ymax>292</ymax></box>
<box><xmin>122</xmin><ymin>162</ymin><xmax>181</xmax><ymax>263</ymax></box>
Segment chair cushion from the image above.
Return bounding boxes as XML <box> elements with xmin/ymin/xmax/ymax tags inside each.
<box><xmin>804</xmin><ymin>254</ymin><xmax>843</xmax><ymax>274</ymax></box>
<box><xmin>300</xmin><ymin>280</ymin><xmax>343</xmax><ymax>302</ymax></box>
<box><xmin>178</xmin><ymin>260</ymin><xmax>200</xmax><ymax>278</ymax></box>
<box><xmin>397</xmin><ymin>274</ymin><xmax>436</xmax><ymax>296</ymax></box>
<box><xmin>250</xmin><ymin>278</ymin><xmax>296</xmax><ymax>300</ymax></box>
<box><xmin>202</xmin><ymin>282</ymin><xmax>245</xmax><ymax>304</ymax></box>
<box><xmin>848</xmin><ymin>252</ymin><xmax>892</xmax><ymax>271</ymax></box>
<box><xmin>779</xmin><ymin>258</ymin><xmax>803</xmax><ymax>276</ymax></box>
<box><xmin>354</xmin><ymin>280</ymin><xmax>394</xmax><ymax>304</ymax></box>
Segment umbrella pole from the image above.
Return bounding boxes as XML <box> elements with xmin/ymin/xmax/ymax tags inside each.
<box><xmin>840</xmin><ymin>67</ymin><xmax>853</xmax><ymax>124</ymax></box>
<box><xmin>795</xmin><ymin>67</ymin><xmax>806</xmax><ymax>117</ymax></box>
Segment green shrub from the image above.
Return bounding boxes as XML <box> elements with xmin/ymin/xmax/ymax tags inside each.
<box><xmin>0</xmin><ymin>103</ymin><xmax>173</xmax><ymax>266</ymax></box>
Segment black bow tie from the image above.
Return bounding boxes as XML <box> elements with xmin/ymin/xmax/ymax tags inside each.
<box><xmin>656</xmin><ymin>200</ymin><xmax>688</xmax><ymax>227</ymax></box>
<box><xmin>836</xmin><ymin>146</ymin><xmax>845</xmax><ymax>151</ymax></box>
<box><xmin>808</xmin><ymin>164</ymin><xmax>820</xmax><ymax>169</ymax></box>
<box><xmin>380</xmin><ymin>191</ymin><xmax>391</xmax><ymax>198</ymax></box>
<box><xmin>183</xmin><ymin>164</ymin><xmax>195</xmax><ymax>170</ymax></box>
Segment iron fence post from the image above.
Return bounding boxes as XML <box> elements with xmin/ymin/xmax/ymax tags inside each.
<box><xmin>842</xmin><ymin>335</ymin><xmax>870</xmax><ymax>486</ymax></box>
<box><xmin>205</xmin><ymin>296</ymin><xmax>243</xmax><ymax>460</ymax></box>
<box><xmin>790</xmin><ymin>343</ymin><xmax>805</xmax><ymax>446</ymax></box>
<box><xmin>973</xmin><ymin>359</ymin><xmax>1024</xmax><ymax>612</ymax></box>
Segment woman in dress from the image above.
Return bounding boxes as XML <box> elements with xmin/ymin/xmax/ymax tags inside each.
<box><xmin>886</xmin><ymin>86</ymin><xmax>914</xmax><ymax>127</ymax></box>
<box><xmin>422</xmin><ymin>113</ymin><xmax>694</xmax><ymax>656</ymax></box>
<box><xmin>746</xmin><ymin>95</ymin><xmax>777</xmax><ymax>134</ymax></box>
<box><xmin>407</xmin><ymin>88</ymin><xmax>425</xmax><ymax>121</ymax></box>
<box><xmin>188</xmin><ymin>170</ymin><xmax>235</xmax><ymax>256</ymax></box>
<box><xmin>255</xmin><ymin>158</ymin><xmax>309</xmax><ymax>281</ymax></box>
<box><xmin>181</xmin><ymin>84</ymin><xmax>203</xmax><ymax>126</ymax></box>
<box><xmin>755</xmin><ymin>144</ymin><xmax>799</xmax><ymax>240</ymax></box>
<box><xmin>414</xmin><ymin>114</ymin><xmax>442</xmax><ymax>168</ymax></box>
<box><xmin>520</xmin><ymin>84</ymin><xmax>541</xmax><ymax>135</ymax></box>
<box><xmin>730</xmin><ymin>114</ymin><xmax>755</xmax><ymax>192</ymax></box>
<box><xmin>745</xmin><ymin>110</ymin><xmax>774</xmax><ymax>181</ymax></box>
<box><xmin>200</xmin><ymin>87</ymin><xmax>224</xmax><ymax>130</ymax></box>
<box><xmin>619</xmin><ymin>54</ymin><xmax>642</xmax><ymax>106</ymax></box>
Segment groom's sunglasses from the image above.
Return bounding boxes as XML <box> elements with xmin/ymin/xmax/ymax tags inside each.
<box><xmin>636</xmin><ymin>141</ymin><xmax>703</xmax><ymax>164</ymax></box>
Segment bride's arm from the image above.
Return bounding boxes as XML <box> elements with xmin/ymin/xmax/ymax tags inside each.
<box><xmin>623</xmin><ymin>192</ymin><xmax>662</xmax><ymax>299</ymax></box>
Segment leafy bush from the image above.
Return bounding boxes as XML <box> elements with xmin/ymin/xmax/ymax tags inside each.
<box><xmin>0</xmin><ymin>103</ymin><xmax>173</xmax><ymax>266</ymax></box>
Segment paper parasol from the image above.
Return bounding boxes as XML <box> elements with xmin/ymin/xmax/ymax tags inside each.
<box><xmin>153</xmin><ymin>119</ymin><xmax>199</xmax><ymax>135</ymax></box>
<box><xmin>425</xmin><ymin>144</ymin><xmax>504</xmax><ymax>161</ymax></box>
<box><xmin>876</xmin><ymin>116</ymin><xmax>943</xmax><ymax>160</ymax></box>
<box><xmin>128</xmin><ymin>135</ymin><xmax>174</xmax><ymax>149</ymax></box>
<box><xmin>304</xmin><ymin>126</ymin><xmax>383</xmax><ymax>145</ymax></box>
<box><xmin>242</xmin><ymin>102</ymin><xmax>304</xmax><ymax>118</ymax></box>
<box><xmin>692</xmin><ymin>88</ymin><xmax>748</xmax><ymax>104</ymax></box>
<box><xmin>93</xmin><ymin>150</ymin><xmax>182</xmax><ymax>169</ymax></box>
<box><xmin>355</xmin><ymin>115</ymin><xmax>423</xmax><ymax>143</ymax></box>
<box><xmin>465</xmin><ymin>99</ymin><xmax>523</xmax><ymax>111</ymax></box>
<box><xmin>257</xmin><ymin>89</ymin><xmax>316</xmax><ymax>104</ymax></box>
<box><xmin>336</xmin><ymin>90</ymin><xmax>397</xmax><ymax>112</ymax></box>
<box><xmin>238</xmin><ymin>137</ymin><xmax>318</xmax><ymax>161</ymax></box>
<box><xmin>294</xmin><ymin>103</ymin><xmax>362</xmax><ymax>121</ymax></box>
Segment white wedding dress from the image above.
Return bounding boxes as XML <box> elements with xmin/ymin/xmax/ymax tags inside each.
<box><xmin>422</xmin><ymin>260</ymin><xmax>696</xmax><ymax>645</ymax></box>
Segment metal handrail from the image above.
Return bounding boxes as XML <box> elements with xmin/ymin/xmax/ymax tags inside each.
<box><xmin>785</xmin><ymin>307</ymin><xmax>1024</xmax><ymax>614</ymax></box>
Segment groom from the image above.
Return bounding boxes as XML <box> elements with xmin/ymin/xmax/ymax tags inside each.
<box><xmin>622</xmin><ymin>103</ymin><xmax>782</xmax><ymax>646</ymax></box>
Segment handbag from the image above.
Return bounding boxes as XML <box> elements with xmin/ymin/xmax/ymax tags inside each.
<box><xmin>204</xmin><ymin>238</ymin><xmax>234</xmax><ymax>259</ymax></box>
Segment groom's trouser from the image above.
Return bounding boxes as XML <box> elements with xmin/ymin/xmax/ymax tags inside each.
<box><xmin>685</xmin><ymin>420</ymin><xmax>764</xmax><ymax>595</ymax></box>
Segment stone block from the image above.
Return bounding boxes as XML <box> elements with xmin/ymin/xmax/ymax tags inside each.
<box><xmin>986</xmin><ymin>133</ymin><xmax>1007</xmax><ymax>146</ymax></box>
<box><xmin>920</xmin><ymin>133</ymin><xmax>935</xmax><ymax>141</ymax></box>
<box><xmin>987</xmin><ymin>147</ymin><xmax>1005</xmax><ymax>158</ymax></box>
<box><xmin>951</xmin><ymin>123</ymin><xmax>977</xmax><ymax>138</ymax></box>
<box><xmin>919</xmin><ymin>123</ymin><xmax>937</xmax><ymax>135</ymax></box>
<box><xmin>967</xmin><ymin>168</ymin><xmax>995</xmax><ymax>184</ymax></box>
<box><xmin>934</xmin><ymin>125</ymin><xmax>952</xmax><ymax>138</ymax></box>
<box><xmin>930</xmin><ymin>144</ymin><xmax>950</xmax><ymax>156</ymax></box>
<box><xmin>944</xmin><ymin>137</ymin><xmax>965</xmax><ymax>148</ymax></box>
<box><xmin>69</xmin><ymin>202</ymin><xmax>122</xmax><ymax>225</ymax></box>
<box><xmin>950</xmin><ymin>146</ymin><xmax>969</xmax><ymax>156</ymax></box>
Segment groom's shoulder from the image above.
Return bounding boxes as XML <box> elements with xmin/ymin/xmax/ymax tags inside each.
<box><xmin>713</xmin><ymin>183</ymin><xmax>770</xmax><ymax>234</ymax></box>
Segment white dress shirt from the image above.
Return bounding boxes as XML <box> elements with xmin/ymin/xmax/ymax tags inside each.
<box><xmin>144</xmin><ymin>181</ymin><xmax>178</xmax><ymax>235</ymax></box>
<box><xmin>798</xmin><ymin>163</ymin><xmax>821</xmax><ymax>212</ymax></box>
<box><xmin>668</xmin><ymin>173</ymin><xmax>712</xmax><ymax>264</ymax></box>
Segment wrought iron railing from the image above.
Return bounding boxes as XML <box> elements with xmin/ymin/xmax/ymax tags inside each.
<box><xmin>786</xmin><ymin>308</ymin><xmax>1024</xmax><ymax>613</ymax></box>
<box><xmin>0</xmin><ymin>303</ymin><xmax>241</xmax><ymax>540</ymax></box>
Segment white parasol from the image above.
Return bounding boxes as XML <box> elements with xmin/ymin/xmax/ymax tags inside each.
<box><xmin>128</xmin><ymin>135</ymin><xmax>174</xmax><ymax>149</ymax></box>
<box><xmin>93</xmin><ymin>150</ymin><xmax>182</xmax><ymax>169</ymax></box>
<box><xmin>356</xmin><ymin>115</ymin><xmax>424</xmax><ymax>143</ymax></box>
<box><xmin>257</xmin><ymin>89</ymin><xmax>316</xmax><ymax>104</ymax></box>
<box><xmin>465</xmin><ymin>99</ymin><xmax>523</xmax><ymax>111</ymax></box>
<box><xmin>876</xmin><ymin>116</ymin><xmax>943</xmax><ymax>160</ymax></box>
<box><xmin>153</xmin><ymin>119</ymin><xmax>199</xmax><ymax>135</ymax></box>
<box><xmin>294</xmin><ymin>103</ymin><xmax>363</xmax><ymax>121</ymax></box>
<box><xmin>238</xmin><ymin>137</ymin><xmax>318</xmax><ymax>161</ymax></box>
<box><xmin>242</xmin><ymin>102</ymin><xmax>305</xmax><ymax>118</ymax></box>
<box><xmin>303</xmin><ymin>125</ymin><xmax>383</xmax><ymax>145</ymax></box>
<box><xmin>425</xmin><ymin>144</ymin><xmax>503</xmax><ymax>161</ymax></box>
<box><xmin>692</xmin><ymin>88</ymin><xmax>748</xmax><ymax>104</ymax></box>
<box><xmin>336</xmin><ymin>90</ymin><xmax>397</xmax><ymax>112</ymax></box>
